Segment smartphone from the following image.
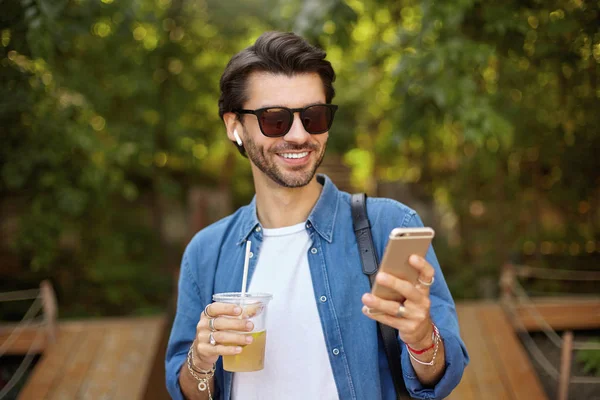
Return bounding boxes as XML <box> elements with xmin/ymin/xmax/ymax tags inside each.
<box><xmin>368</xmin><ymin>227</ymin><xmax>435</xmax><ymax>312</ymax></box>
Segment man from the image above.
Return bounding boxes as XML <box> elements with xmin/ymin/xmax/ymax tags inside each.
<box><xmin>166</xmin><ymin>31</ymin><xmax>468</xmax><ymax>400</ymax></box>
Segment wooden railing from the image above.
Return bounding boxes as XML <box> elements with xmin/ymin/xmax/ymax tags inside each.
<box><xmin>500</xmin><ymin>263</ymin><xmax>600</xmax><ymax>400</ymax></box>
<box><xmin>0</xmin><ymin>280</ymin><xmax>58</xmax><ymax>398</ymax></box>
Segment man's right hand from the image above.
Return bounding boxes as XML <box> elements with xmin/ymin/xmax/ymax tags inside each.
<box><xmin>191</xmin><ymin>302</ymin><xmax>255</xmax><ymax>370</ymax></box>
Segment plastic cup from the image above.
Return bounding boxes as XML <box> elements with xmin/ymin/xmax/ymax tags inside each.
<box><xmin>212</xmin><ymin>292</ymin><xmax>273</xmax><ymax>372</ymax></box>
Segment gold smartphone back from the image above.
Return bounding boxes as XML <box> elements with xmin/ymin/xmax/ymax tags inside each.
<box><xmin>371</xmin><ymin>227</ymin><xmax>435</xmax><ymax>304</ymax></box>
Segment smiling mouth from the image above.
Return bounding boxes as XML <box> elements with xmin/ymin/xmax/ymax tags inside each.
<box><xmin>279</xmin><ymin>151</ymin><xmax>310</xmax><ymax>159</ymax></box>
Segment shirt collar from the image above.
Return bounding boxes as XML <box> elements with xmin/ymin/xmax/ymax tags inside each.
<box><xmin>237</xmin><ymin>196</ymin><xmax>261</xmax><ymax>245</ymax></box>
<box><xmin>306</xmin><ymin>174</ymin><xmax>339</xmax><ymax>243</ymax></box>
<box><xmin>237</xmin><ymin>174</ymin><xmax>339</xmax><ymax>245</ymax></box>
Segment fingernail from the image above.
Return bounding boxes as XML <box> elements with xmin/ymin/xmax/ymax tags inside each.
<box><xmin>235</xmin><ymin>347</ymin><xmax>243</xmax><ymax>353</ymax></box>
<box><xmin>363</xmin><ymin>293</ymin><xmax>373</xmax><ymax>302</ymax></box>
<box><xmin>234</xmin><ymin>306</ymin><xmax>242</xmax><ymax>314</ymax></box>
<box><xmin>246</xmin><ymin>322</ymin><xmax>254</xmax><ymax>330</ymax></box>
<box><xmin>377</xmin><ymin>272</ymin><xmax>389</xmax><ymax>282</ymax></box>
<box><xmin>245</xmin><ymin>335</ymin><xmax>253</xmax><ymax>344</ymax></box>
<box><xmin>410</xmin><ymin>255</ymin><xmax>420</xmax><ymax>265</ymax></box>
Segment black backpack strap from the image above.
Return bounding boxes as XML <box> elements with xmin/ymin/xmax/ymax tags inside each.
<box><xmin>351</xmin><ymin>193</ymin><xmax>411</xmax><ymax>400</ymax></box>
<box><xmin>351</xmin><ymin>193</ymin><xmax>379</xmax><ymax>277</ymax></box>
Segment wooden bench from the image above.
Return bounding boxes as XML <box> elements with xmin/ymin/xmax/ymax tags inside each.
<box><xmin>447</xmin><ymin>302</ymin><xmax>548</xmax><ymax>400</ymax></box>
<box><xmin>18</xmin><ymin>315</ymin><xmax>169</xmax><ymax>400</ymax></box>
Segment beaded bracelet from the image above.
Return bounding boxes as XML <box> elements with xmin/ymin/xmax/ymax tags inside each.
<box><xmin>187</xmin><ymin>346</ymin><xmax>215</xmax><ymax>400</ymax></box>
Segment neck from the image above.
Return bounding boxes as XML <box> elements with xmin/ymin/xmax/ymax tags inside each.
<box><xmin>253</xmin><ymin>175</ymin><xmax>323</xmax><ymax>229</ymax></box>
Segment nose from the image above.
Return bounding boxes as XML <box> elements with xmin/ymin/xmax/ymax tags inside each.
<box><xmin>283</xmin><ymin>112</ymin><xmax>311</xmax><ymax>144</ymax></box>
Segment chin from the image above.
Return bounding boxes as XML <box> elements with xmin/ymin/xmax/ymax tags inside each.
<box><xmin>273</xmin><ymin>172</ymin><xmax>315</xmax><ymax>188</ymax></box>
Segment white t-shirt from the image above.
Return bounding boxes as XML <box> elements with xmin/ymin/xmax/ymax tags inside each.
<box><xmin>231</xmin><ymin>222</ymin><xmax>339</xmax><ymax>400</ymax></box>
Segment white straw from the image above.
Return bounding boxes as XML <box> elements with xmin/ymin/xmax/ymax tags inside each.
<box><xmin>241</xmin><ymin>240</ymin><xmax>251</xmax><ymax>298</ymax></box>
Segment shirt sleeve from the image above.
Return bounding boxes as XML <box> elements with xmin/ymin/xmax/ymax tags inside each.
<box><xmin>165</xmin><ymin>250</ymin><xmax>222</xmax><ymax>399</ymax></box>
<box><xmin>399</xmin><ymin>212</ymin><xmax>470</xmax><ymax>399</ymax></box>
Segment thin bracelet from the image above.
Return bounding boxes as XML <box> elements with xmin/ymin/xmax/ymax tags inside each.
<box><xmin>189</xmin><ymin>345</ymin><xmax>216</xmax><ymax>374</ymax></box>
<box><xmin>406</xmin><ymin>323</ymin><xmax>436</xmax><ymax>354</ymax></box>
<box><xmin>406</xmin><ymin>324</ymin><xmax>441</xmax><ymax>367</ymax></box>
<box><xmin>407</xmin><ymin>341</ymin><xmax>435</xmax><ymax>355</ymax></box>
<box><xmin>187</xmin><ymin>346</ymin><xmax>215</xmax><ymax>400</ymax></box>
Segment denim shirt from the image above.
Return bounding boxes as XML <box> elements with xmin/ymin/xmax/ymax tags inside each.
<box><xmin>165</xmin><ymin>174</ymin><xmax>469</xmax><ymax>400</ymax></box>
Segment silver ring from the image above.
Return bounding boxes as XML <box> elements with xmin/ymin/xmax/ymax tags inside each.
<box><xmin>209</xmin><ymin>332</ymin><xmax>217</xmax><ymax>346</ymax></box>
<box><xmin>418</xmin><ymin>276</ymin><xmax>434</xmax><ymax>287</ymax></box>
<box><xmin>395</xmin><ymin>305</ymin><xmax>406</xmax><ymax>318</ymax></box>
<box><xmin>208</xmin><ymin>317</ymin><xmax>217</xmax><ymax>332</ymax></box>
<box><xmin>204</xmin><ymin>304</ymin><xmax>216</xmax><ymax>319</ymax></box>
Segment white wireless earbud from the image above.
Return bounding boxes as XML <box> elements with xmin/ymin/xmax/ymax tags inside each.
<box><xmin>233</xmin><ymin>130</ymin><xmax>243</xmax><ymax>146</ymax></box>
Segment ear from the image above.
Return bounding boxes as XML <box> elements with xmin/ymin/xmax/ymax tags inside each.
<box><xmin>223</xmin><ymin>112</ymin><xmax>241</xmax><ymax>145</ymax></box>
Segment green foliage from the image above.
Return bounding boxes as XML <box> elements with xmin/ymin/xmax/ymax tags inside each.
<box><xmin>0</xmin><ymin>0</ymin><xmax>296</xmax><ymax>317</ymax></box>
<box><xmin>1</xmin><ymin>0</ymin><xmax>599</xmax><ymax>318</ymax></box>
<box><xmin>294</xmin><ymin>0</ymin><xmax>600</xmax><ymax>297</ymax></box>
<box><xmin>576</xmin><ymin>340</ymin><xmax>600</xmax><ymax>376</ymax></box>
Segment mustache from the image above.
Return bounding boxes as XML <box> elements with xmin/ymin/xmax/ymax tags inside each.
<box><xmin>270</xmin><ymin>143</ymin><xmax>319</xmax><ymax>153</ymax></box>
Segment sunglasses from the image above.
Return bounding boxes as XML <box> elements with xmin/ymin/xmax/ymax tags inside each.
<box><xmin>234</xmin><ymin>104</ymin><xmax>338</xmax><ymax>138</ymax></box>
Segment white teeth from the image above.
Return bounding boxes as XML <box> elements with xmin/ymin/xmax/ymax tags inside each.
<box><xmin>281</xmin><ymin>152</ymin><xmax>309</xmax><ymax>159</ymax></box>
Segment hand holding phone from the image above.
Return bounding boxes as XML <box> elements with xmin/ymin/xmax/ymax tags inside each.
<box><xmin>369</xmin><ymin>227</ymin><xmax>434</xmax><ymax>311</ymax></box>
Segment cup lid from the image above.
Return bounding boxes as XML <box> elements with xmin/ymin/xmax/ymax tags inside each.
<box><xmin>212</xmin><ymin>292</ymin><xmax>273</xmax><ymax>302</ymax></box>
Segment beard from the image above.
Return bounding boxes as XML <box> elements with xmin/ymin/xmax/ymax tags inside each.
<box><xmin>242</xmin><ymin>128</ymin><xmax>326</xmax><ymax>188</ymax></box>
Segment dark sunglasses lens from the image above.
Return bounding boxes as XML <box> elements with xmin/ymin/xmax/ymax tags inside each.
<box><xmin>302</xmin><ymin>105</ymin><xmax>333</xmax><ymax>133</ymax></box>
<box><xmin>259</xmin><ymin>108</ymin><xmax>292</xmax><ymax>137</ymax></box>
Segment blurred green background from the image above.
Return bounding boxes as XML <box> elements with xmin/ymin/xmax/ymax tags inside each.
<box><xmin>1</xmin><ymin>0</ymin><xmax>599</xmax><ymax>319</ymax></box>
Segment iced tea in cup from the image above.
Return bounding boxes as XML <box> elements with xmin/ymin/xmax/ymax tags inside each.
<box><xmin>212</xmin><ymin>292</ymin><xmax>272</xmax><ymax>372</ymax></box>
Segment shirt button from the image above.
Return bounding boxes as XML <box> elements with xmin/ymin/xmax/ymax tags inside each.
<box><xmin>332</xmin><ymin>348</ymin><xmax>340</xmax><ymax>356</ymax></box>
<box><xmin>319</xmin><ymin>296</ymin><xmax>327</xmax><ymax>302</ymax></box>
<box><xmin>255</xmin><ymin>226</ymin><xmax>261</xmax><ymax>232</ymax></box>
<box><xmin>249</xmin><ymin>252</ymin><xmax>254</xmax><ymax>258</ymax></box>
<box><xmin>310</xmin><ymin>248</ymin><xmax>318</xmax><ymax>254</ymax></box>
<box><xmin>306</xmin><ymin>222</ymin><xmax>312</xmax><ymax>228</ymax></box>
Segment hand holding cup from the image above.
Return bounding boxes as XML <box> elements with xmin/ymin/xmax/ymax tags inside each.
<box><xmin>191</xmin><ymin>302</ymin><xmax>255</xmax><ymax>371</ymax></box>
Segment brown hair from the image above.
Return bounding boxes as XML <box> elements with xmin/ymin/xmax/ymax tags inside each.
<box><xmin>219</xmin><ymin>31</ymin><xmax>336</xmax><ymax>155</ymax></box>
